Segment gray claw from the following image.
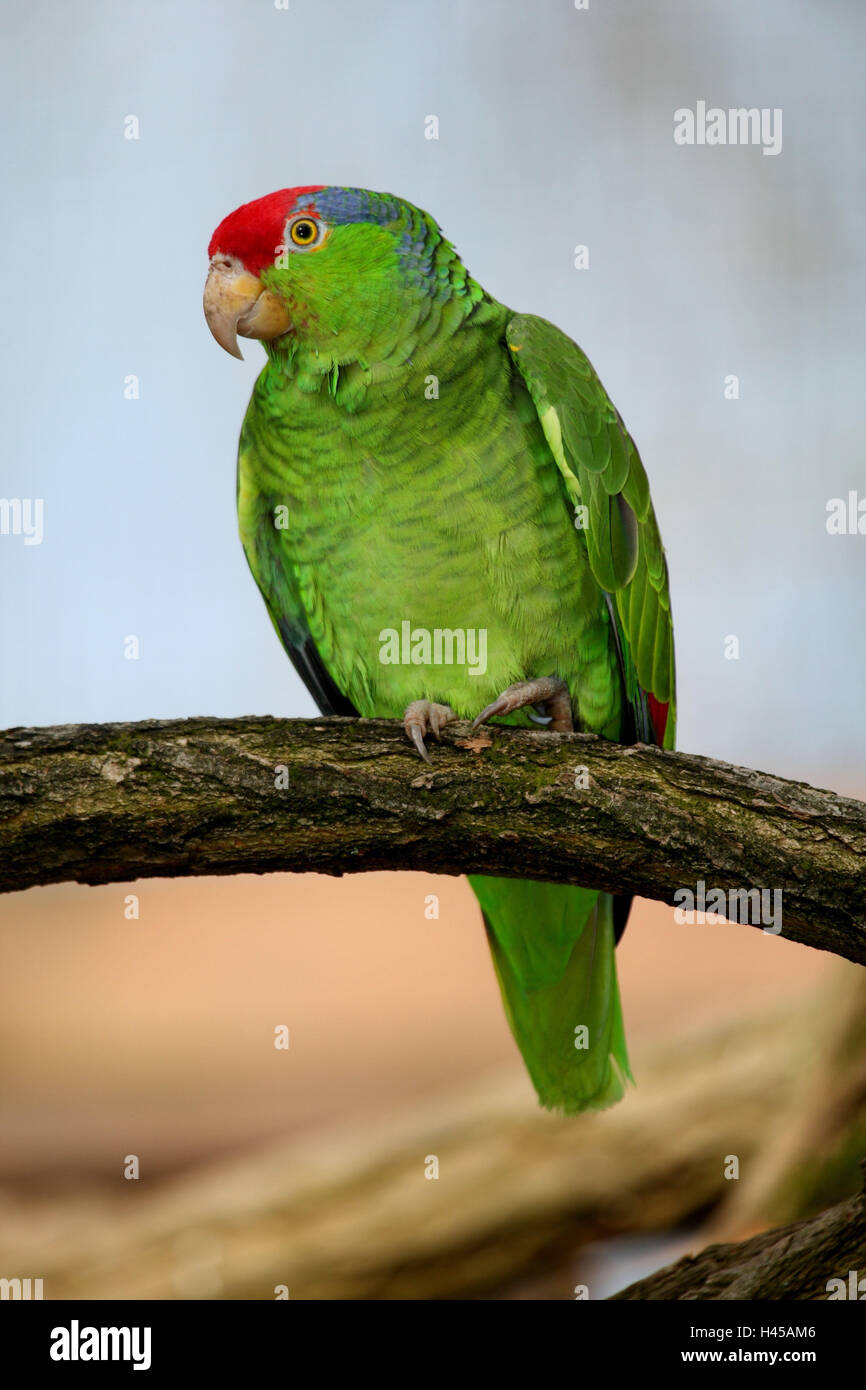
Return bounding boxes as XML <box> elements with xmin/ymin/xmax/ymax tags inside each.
<box><xmin>471</xmin><ymin>699</ymin><xmax>505</xmax><ymax>731</ymax></box>
<box><xmin>408</xmin><ymin>724</ymin><xmax>430</xmax><ymax>762</ymax></box>
<box><xmin>403</xmin><ymin>700</ymin><xmax>455</xmax><ymax>759</ymax></box>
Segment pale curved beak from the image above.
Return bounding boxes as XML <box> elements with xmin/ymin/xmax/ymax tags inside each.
<box><xmin>203</xmin><ymin>261</ymin><xmax>292</xmax><ymax>360</ymax></box>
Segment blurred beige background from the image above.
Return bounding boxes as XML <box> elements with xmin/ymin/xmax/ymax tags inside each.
<box><xmin>0</xmin><ymin>873</ymin><xmax>837</xmax><ymax>1186</ymax></box>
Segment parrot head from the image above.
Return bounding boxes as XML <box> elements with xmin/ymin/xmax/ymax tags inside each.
<box><xmin>204</xmin><ymin>185</ymin><xmax>460</xmax><ymax>362</ymax></box>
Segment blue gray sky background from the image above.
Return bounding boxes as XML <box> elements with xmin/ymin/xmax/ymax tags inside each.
<box><xmin>2</xmin><ymin>0</ymin><xmax>864</xmax><ymax>792</ymax></box>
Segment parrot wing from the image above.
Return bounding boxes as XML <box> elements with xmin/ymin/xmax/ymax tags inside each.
<box><xmin>505</xmin><ymin>312</ymin><xmax>676</xmax><ymax>748</ymax></box>
<box><xmin>236</xmin><ymin>443</ymin><xmax>358</xmax><ymax>717</ymax></box>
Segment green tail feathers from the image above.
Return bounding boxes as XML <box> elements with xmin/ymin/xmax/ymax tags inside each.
<box><xmin>468</xmin><ymin>876</ymin><xmax>633</xmax><ymax>1114</ymax></box>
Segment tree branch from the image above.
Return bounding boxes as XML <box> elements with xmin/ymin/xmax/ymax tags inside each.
<box><xmin>610</xmin><ymin>1161</ymin><xmax>866</xmax><ymax>1300</ymax></box>
<box><xmin>2</xmin><ymin>715</ymin><xmax>865</xmax><ymax>965</ymax></box>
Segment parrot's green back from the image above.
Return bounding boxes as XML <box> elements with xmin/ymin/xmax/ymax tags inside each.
<box><xmin>211</xmin><ymin>186</ymin><xmax>675</xmax><ymax>1114</ymax></box>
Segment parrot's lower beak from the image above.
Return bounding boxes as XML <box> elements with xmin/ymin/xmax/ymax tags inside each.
<box><xmin>203</xmin><ymin>261</ymin><xmax>291</xmax><ymax>360</ymax></box>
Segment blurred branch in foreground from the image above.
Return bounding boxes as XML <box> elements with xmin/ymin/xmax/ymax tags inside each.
<box><xmin>0</xmin><ymin>974</ymin><xmax>864</xmax><ymax>1300</ymax></box>
<box><xmin>1</xmin><ymin>716</ymin><xmax>865</xmax><ymax>964</ymax></box>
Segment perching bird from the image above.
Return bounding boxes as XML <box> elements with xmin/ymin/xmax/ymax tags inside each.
<box><xmin>204</xmin><ymin>186</ymin><xmax>675</xmax><ymax>1114</ymax></box>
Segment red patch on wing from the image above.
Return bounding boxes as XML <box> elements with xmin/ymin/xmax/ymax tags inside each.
<box><xmin>208</xmin><ymin>186</ymin><xmax>326</xmax><ymax>275</ymax></box>
<box><xmin>646</xmin><ymin>693</ymin><xmax>669</xmax><ymax>746</ymax></box>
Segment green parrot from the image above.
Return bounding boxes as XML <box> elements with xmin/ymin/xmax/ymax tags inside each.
<box><xmin>204</xmin><ymin>186</ymin><xmax>675</xmax><ymax>1114</ymax></box>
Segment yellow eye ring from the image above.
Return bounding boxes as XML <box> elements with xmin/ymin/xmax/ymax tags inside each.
<box><xmin>289</xmin><ymin>217</ymin><xmax>320</xmax><ymax>246</ymax></box>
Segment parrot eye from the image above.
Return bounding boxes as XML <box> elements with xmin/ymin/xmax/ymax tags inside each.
<box><xmin>287</xmin><ymin>216</ymin><xmax>324</xmax><ymax>248</ymax></box>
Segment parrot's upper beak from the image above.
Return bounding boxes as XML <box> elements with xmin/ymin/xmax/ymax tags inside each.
<box><xmin>203</xmin><ymin>259</ymin><xmax>292</xmax><ymax>360</ymax></box>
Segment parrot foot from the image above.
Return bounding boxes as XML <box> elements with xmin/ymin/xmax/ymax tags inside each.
<box><xmin>403</xmin><ymin>700</ymin><xmax>456</xmax><ymax>761</ymax></box>
<box><xmin>470</xmin><ymin>678</ymin><xmax>573</xmax><ymax>732</ymax></box>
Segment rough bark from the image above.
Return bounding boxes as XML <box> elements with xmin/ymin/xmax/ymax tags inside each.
<box><xmin>2</xmin><ymin>716</ymin><xmax>865</xmax><ymax>965</ymax></box>
<box><xmin>610</xmin><ymin>1164</ymin><xmax>866</xmax><ymax>1301</ymax></box>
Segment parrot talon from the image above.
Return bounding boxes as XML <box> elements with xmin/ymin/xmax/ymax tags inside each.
<box><xmin>410</xmin><ymin>726</ymin><xmax>430</xmax><ymax>762</ymax></box>
<box><xmin>470</xmin><ymin>696</ymin><xmax>511</xmax><ymax>729</ymax></box>
<box><xmin>470</xmin><ymin>678</ymin><xmax>573</xmax><ymax>732</ymax></box>
<box><xmin>403</xmin><ymin>700</ymin><xmax>456</xmax><ymax>760</ymax></box>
